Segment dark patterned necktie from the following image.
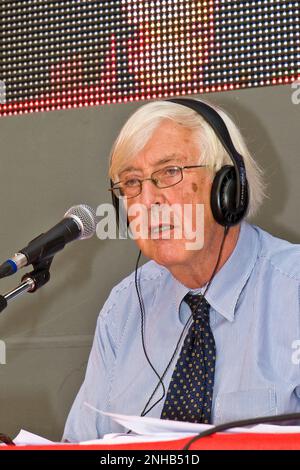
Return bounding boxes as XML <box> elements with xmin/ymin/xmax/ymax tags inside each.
<box><xmin>161</xmin><ymin>293</ymin><xmax>216</xmax><ymax>423</ymax></box>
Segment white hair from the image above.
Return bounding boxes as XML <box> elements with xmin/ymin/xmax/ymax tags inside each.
<box><xmin>109</xmin><ymin>99</ymin><xmax>266</xmax><ymax>218</ymax></box>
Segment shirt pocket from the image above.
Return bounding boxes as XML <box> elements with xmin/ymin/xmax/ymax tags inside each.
<box><xmin>214</xmin><ymin>387</ymin><xmax>277</xmax><ymax>424</ymax></box>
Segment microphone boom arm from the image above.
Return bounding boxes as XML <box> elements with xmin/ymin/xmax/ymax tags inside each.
<box><xmin>0</xmin><ymin>257</ymin><xmax>53</xmax><ymax>314</ymax></box>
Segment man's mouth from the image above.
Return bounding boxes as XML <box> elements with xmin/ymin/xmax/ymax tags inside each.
<box><xmin>150</xmin><ymin>224</ymin><xmax>175</xmax><ymax>235</ymax></box>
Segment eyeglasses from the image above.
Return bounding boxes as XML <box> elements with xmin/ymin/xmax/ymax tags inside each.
<box><xmin>109</xmin><ymin>164</ymin><xmax>208</xmax><ymax>199</ymax></box>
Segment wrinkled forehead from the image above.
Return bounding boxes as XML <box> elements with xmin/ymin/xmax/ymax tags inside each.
<box><xmin>112</xmin><ymin>119</ymin><xmax>199</xmax><ymax>179</ymax></box>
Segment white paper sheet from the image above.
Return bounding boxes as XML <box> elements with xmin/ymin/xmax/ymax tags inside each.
<box><xmin>11</xmin><ymin>406</ymin><xmax>300</xmax><ymax>447</ymax></box>
<box><xmin>84</xmin><ymin>401</ymin><xmax>300</xmax><ymax>437</ymax></box>
<box><xmin>81</xmin><ymin>432</ymin><xmax>196</xmax><ymax>445</ymax></box>
<box><xmin>100</xmin><ymin>410</ymin><xmax>214</xmax><ymax>435</ymax></box>
<box><xmin>13</xmin><ymin>429</ymin><xmax>54</xmax><ymax>445</ymax></box>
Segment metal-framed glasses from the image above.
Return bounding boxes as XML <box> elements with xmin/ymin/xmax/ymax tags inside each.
<box><xmin>109</xmin><ymin>165</ymin><xmax>208</xmax><ymax>199</ymax></box>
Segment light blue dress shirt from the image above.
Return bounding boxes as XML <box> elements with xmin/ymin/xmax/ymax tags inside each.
<box><xmin>63</xmin><ymin>221</ymin><xmax>300</xmax><ymax>442</ymax></box>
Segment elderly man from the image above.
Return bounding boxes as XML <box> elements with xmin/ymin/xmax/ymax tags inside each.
<box><xmin>63</xmin><ymin>98</ymin><xmax>300</xmax><ymax>442</ymax></box>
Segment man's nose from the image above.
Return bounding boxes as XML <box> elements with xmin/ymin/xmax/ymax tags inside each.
<box><xmin>138</xmin><ymin>179</ymin><xmax>165</xmax><ymax>207</ymax></box>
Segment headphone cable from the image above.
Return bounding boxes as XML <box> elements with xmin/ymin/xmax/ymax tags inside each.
<box><xmin>136</xmin><ymin>225</ymin><xmax>230</xmax><ymax>418</ymax></box>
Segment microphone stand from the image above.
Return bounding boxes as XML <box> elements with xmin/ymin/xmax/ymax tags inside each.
<box><xmin>0</xmin><ymin>257</ymin><xmax>53</xmax><ymax>314</ymax></box>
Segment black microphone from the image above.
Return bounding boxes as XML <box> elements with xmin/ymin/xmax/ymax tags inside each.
<box><xmin>0</xmin><ymin>204</ymin><xmax>97</xmax><ymax>279</ymax></box>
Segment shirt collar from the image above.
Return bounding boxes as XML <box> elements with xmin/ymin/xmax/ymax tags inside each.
<box><xmin>169</xmin><ymin>221</ymin><xmax>260</xmax><ymax>322</ymax></box>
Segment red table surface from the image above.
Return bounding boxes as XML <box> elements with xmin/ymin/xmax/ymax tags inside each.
<box><xmin>2</xmin><ymin>433</ymin><xmax>300</xmax><ymax>450</ymax></box>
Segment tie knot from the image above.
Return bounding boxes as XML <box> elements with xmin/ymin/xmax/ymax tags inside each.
<box><xmin>184</xmin><ymin>292</ymin><xmax>210</xmax><ymax>322</ymax></box>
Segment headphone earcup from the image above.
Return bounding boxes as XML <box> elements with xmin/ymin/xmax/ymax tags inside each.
<box><xmin>211</xmin><ymin>165</ymin><xmax>248</xmax><ymax>227</ymax></box>
<box><xmin>111</xmin><ymin>192</ymin><xmax>120</xmax><ymax>226</ymax></box>
<box><xmin>110</xmin><ymin>181</ymin><xmax>130</xmax><ymax>228</ymax></box>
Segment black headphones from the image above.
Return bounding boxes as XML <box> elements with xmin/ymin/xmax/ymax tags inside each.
<box><xmin>110</xmin><ymin>98</ymin><xmax>249</xmax><ymax>227</ymax></box>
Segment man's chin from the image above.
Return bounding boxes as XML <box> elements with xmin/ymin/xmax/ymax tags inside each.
<box><xmin>140</xmin><ymin>241</ymin><xmax>193</xmax><ymax>268</ymax></box>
